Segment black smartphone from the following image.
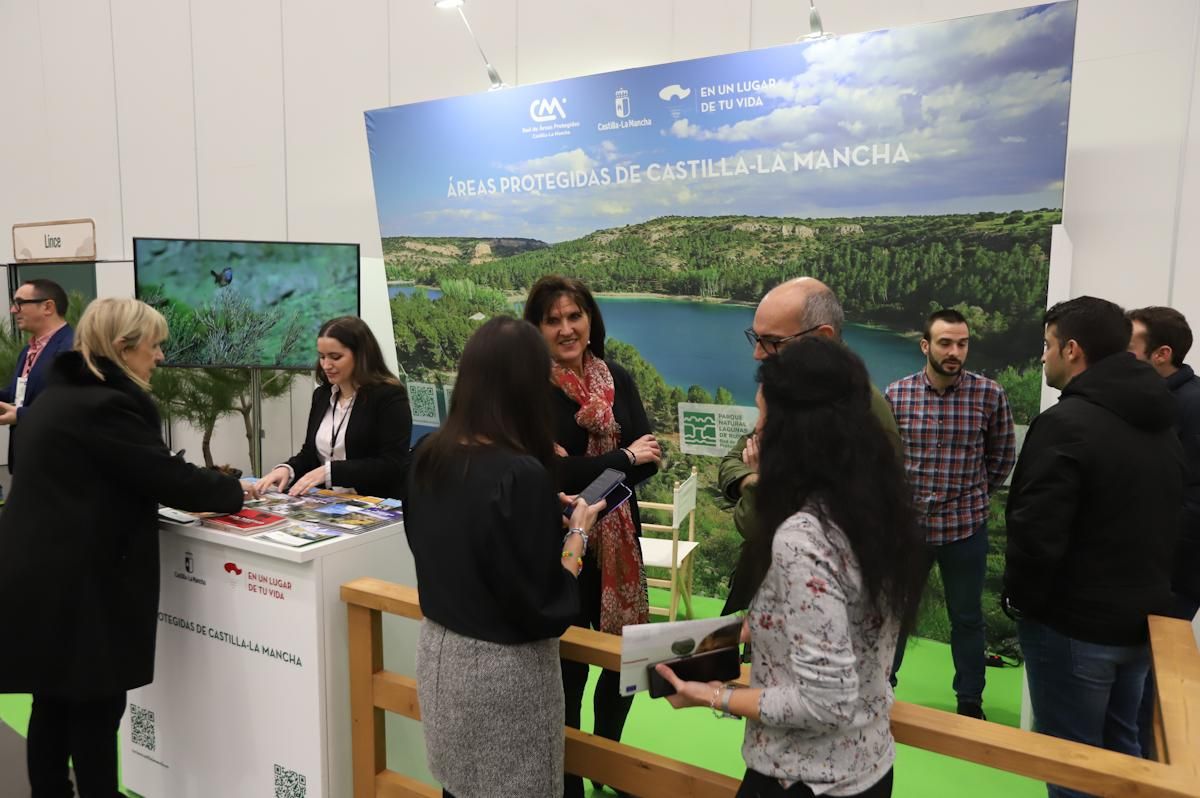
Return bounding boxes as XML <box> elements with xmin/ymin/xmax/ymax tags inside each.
<box><xmin>564</xmin><ymin>467</ymin><xmax>630</xmax><ymax>521</ymax></box>
<box><xmin>646</xmin><ymin>647</ymin><xmax>742</xmax><ymax>698</ymax></box>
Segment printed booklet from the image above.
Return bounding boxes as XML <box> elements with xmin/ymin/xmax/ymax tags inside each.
<box><xmin>201</xmin><ymin>508</ymin><xmax>290</xmax><ymax>535</ymax></box>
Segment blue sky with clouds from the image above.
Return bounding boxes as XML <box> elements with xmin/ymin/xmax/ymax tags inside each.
<box><xmin>366</xmin><ymin>1</ymin><xmax>1075</xmax><ymax>243</ymax></box>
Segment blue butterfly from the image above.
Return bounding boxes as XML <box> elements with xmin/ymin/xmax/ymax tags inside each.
<box><xmin>210</xmin><ymin>267</ymin><xmax>233</xmax><ymax>287</ymax></box>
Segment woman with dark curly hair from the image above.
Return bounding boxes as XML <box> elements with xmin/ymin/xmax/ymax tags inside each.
<box><xmin>656</xmin><ymin>336</ymin><xmax>925</xmax><ymax>798</ymax></box>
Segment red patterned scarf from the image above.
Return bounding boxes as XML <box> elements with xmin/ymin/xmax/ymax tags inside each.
<box><xmin>552</xmin><ymin>352</ymin><xmax>649</xmax><ymax>634</ymax></box>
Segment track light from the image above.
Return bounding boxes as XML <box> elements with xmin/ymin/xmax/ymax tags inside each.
<box><xmin>434</xmin><ymin>0</ymin><xmax>509</xmax><ymax>91</ymax></box>
<box><xmin>799</xmin><ymin>0</ymin><xmax>834</xmax><ymax>41</ymax></box>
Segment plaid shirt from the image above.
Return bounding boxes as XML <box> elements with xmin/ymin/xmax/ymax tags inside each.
<box><xmin>885</xmin><ymin>369</ymin><xmax>1017</xmax><ymax>544</ymax></box>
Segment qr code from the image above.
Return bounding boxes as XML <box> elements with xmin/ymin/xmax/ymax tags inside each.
<box><xmin>129</xmin><ymin>704</ymin><xmax>155</xmax><ymax>751</ymax></box>
<box><xmin>274</xmin><ymin>764</ymin><xmax>307</xmax><ymax>798</ymax></box>
<box><xmin>407</xmin><ymin>382</ymin><xmax>439</xmax><ymax>423</ymax></box>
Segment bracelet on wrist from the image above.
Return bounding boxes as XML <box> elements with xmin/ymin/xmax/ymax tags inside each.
<box><xmin>720</xmin><ymin>684</ymin><xmax>739</xmax><ymax>718</ymax></box>
<box><xmin>621</xmin><ymin>447</ymin><xmax>636</xmax><ymax>466</ymax></box>
<box><xmin>563</xmin><ymin>527</ymin><xmax>588</xmax><ymax>556</ymax></box>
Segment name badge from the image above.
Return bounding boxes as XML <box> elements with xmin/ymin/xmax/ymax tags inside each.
<box><xmin>15</xmin><ymin>377</ymin><xmax>28</xmax><ymax>409</ymax></box>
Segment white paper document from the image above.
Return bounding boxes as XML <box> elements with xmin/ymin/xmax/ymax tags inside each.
<box><xmin>619</xmin><ymin>615</ymin><xmax>742</xmax><ymax>696</ymax></box>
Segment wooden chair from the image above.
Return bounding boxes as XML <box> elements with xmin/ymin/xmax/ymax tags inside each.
<box><xmin>638</xmin><ymin>467</ymin><xmax>699</xmax><ymax>622</ymax></box>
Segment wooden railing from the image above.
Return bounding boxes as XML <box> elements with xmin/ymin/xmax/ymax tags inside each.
<box><xmin>342</xmin><ymin>577</ymin><xmax>1200</xmax><ymax>798</ymax></box>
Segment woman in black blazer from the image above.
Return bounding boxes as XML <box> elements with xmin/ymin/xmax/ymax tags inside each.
<box><xmin>0</xmin><ymin>298</ymin><xmax>244</xmax><ymax>797</ymax></box>
<box><xmin>254</xmin><ymin>316</ymin><xmax>412</xmax><ymax>499</ymax></box>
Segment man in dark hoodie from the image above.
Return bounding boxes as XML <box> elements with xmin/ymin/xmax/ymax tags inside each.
<box><xmin>1004</xmin><ymin>296</ymin><xmax>1183</xmax><ymax>797</ymax></box>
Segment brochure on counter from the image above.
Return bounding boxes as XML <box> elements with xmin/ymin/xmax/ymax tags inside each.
<box><xmin>159</xmin><ymin>489</ymin><xmax>402</xmax><ymax>547</ymax></box>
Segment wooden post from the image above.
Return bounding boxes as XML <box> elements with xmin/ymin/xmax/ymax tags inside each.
<box><xmin>348</xmin><ymin>603</ymin><xmax>386</xmax><ymax>798</ymax></box>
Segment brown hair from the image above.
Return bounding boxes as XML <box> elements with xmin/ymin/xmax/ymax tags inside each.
<box><xmin>413</xmin><ymin>316</ymin><xmax>556</xmax><ymax>487</ymax></box>
<box><xmin>315</xmin><ymin>316</ymin><xmax>400</xmax><ymax>389</ymax></box>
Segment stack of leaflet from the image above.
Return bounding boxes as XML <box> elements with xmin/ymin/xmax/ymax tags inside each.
<box><xmin>238</xmin><ymin>491</ymin><xmax>404</xmax><ymax>546</ymax></box>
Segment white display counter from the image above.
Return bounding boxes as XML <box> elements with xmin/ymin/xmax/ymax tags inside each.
<box><xmin>119</xmin><ymin>519</ymin><xmax>432</xmax><ymax>797</ymax></box>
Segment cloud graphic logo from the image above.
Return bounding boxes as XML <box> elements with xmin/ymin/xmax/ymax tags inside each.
<box><xmin>658</xmin><ymin>84</ymin><xmax>691</xmax><ymax>102</ymax></box>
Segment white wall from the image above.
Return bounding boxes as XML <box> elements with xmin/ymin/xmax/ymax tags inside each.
<box><xmin>2</xmin><ymin>0</ymin><xmax>1199</xmax><ymax>470</ymax></box>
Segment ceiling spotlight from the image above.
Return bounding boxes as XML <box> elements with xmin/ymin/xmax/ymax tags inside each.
<box><xmin>434</xmin><ymin>0</ymin><xmax>509</xmax><ymax>90</ymax></box>
<box><xmin>799</xmin><ymin>0</ymin><xmax>834</xmax><ymax>41</ymax></box>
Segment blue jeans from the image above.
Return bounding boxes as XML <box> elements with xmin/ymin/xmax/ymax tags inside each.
<box><xmin>1018</xmin><ymin>619</ymin><xmax>1149</xmax><ymax>798</ymax></box>
<box><xmin>891</xmin><ymin>522</ymin><xmax>988</xmax><ymax>705</ymax></box>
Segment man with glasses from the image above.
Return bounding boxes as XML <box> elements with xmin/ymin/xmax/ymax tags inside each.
<box><xmin>0</xmin><ymin>279</ymin><xmax>74</xmax><ymax>472</ymax></box>
<box><xmin>719</xmin><ymin>277</ymin><xmax>901</xmax><ymax>612</ymax></box>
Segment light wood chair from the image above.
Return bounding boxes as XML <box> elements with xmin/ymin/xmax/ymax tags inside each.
<box><xmin>638</xmin><ymin>467</ymin><xmax>699</xmax><ymax>622</ymax></box>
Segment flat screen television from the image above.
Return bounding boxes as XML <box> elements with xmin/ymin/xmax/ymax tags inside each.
<box><xmin>133</xmin><ymin>238</ymin><xmax>360</xmax><ymax>369</ymax></box>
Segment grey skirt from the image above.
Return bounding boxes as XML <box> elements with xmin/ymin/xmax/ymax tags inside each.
<box><xmin>417</xmin><ymin>619</ymin><xmax>565</xmax><ymax>798</ymax></box>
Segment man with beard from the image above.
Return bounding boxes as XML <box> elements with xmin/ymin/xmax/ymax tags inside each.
<box><xmin>885</xmin><ymin>308</ymin><xmax>1016</xmax><ymax>719</ymax></box>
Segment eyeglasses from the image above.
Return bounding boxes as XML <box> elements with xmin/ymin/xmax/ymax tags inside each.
<box><xmin>743</xmin><ymin>324</ymin><xmax>824</xmax><ymax>354</ymax></box>
<box><xmin>11</xmin><ymin>297</ymin><xmax>50</xmax><ymax>307</ymax></box>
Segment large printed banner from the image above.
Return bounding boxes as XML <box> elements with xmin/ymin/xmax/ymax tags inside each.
<box><xmin>366</xmin><ymin>2</ymin><xmax>1076</xmax><ymax>447</ymax></box>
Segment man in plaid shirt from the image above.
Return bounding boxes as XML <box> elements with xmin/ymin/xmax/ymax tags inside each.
<box><xmin>885</xmin><ymin>308</ymin><xmax>1016</xmax><ymax>719</ymax></box>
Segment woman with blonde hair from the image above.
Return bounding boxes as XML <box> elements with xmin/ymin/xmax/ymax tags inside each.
<box><xmin>0</xmin><ymin>297</ymin><xmax>244</xmax><ymax>798</ymax></box>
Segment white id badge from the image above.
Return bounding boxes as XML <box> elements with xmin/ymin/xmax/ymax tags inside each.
<box><xmin>14</xmin><ymin>377</ymin><xmax>28</xmax><ymax>408</ymax></box>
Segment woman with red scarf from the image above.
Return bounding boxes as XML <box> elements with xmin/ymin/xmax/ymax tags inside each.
<box><xmin>524</xmin><ymin>275</ymin><xmax>662</xmax><ymax>798</ymax></box>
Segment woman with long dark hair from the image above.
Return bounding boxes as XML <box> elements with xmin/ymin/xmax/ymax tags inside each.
<box><xmin>405</xmin><ymin>316</ymin><xmax>605</xmax><ymax>798</ymax></box>
<box><xmin>254</xmin><ymin>315</ymin><xmax>412</xmax><ymax>499</ymax></box>
<box><xmin>523</xmin><ymin>275</ymin><xmax>662</xmax><ymax>798</ymax></box>
<box><xmin>656</xmin><ymin>337</ymin><xmax>924</xmax><ymax>798</ymax></box>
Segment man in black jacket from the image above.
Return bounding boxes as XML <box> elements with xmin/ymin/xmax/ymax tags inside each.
<box><xmin>1128</xmin><ymin>306</ymin><xmax>1200</xmax><ymax>617</ymax></box>
<box><xmin>1127</xmin><ymin>305</ymin><xmax>1200</xmax><ymax>758</ymax></box>
<box><xmin>1004</xmin><ymin>296</ymin><xmax>1183</xmax><ymax>796</ymax></box>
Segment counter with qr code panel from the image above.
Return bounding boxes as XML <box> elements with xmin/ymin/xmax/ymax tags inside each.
<box><xmin>118</xmin><ymin>519</ymin><xmax>434</xmax><ymax>797</ymax></box>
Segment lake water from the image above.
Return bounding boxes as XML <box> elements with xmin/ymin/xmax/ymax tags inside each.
<box><xmin>389</xmin><ymin>285</ymin><xmax>923</xmax><ymax>404</ymax></box>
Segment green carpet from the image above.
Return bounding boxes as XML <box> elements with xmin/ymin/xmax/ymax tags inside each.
<box><xmin>0</xmin><ymin>589</ymin><xmax>1043</xmax><ymax>797</ymax></box>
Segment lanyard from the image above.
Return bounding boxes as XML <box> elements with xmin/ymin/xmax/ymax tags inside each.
<box><xmin>328</xmin><ymin>393</ymin><xmax>355</xmax><ymax>458</ymax></box>
<box><xmin>21</xmin><ymin>340</ymin><xmax>45</xmax><ymax>379</ymax></box>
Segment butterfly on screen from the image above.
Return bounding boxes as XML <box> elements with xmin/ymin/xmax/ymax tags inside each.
<box><xmin>210</xmin><ymin>267</ymin><xmax>234</xmax><ymax>287</ymax></box>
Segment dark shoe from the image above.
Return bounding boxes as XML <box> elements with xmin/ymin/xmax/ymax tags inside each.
<box><xmin>956</xmin><ymin>701</ymin><xmax>986</xmax><ymax>720</ymax></box>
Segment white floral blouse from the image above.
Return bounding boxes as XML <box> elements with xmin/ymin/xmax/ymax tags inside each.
<box><xmin>742</xmin><ymin>509</ymin><xmax>898</xmax><ymax>796</ymax></box>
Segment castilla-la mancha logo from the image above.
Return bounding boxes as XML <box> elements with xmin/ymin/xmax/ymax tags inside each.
<box><xmin>529</xmin><ymin>97</ymin><xmax>567</xmax><ymax>122</ymax></box>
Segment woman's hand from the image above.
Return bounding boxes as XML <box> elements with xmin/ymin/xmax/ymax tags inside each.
<box><xmin>553</xmin><ymin>442</ymin><xmax>568</xmax><ymax>458</ymax></box>
<box><xmin>254</xmin><ymin>466</ymin><xmax>291</xmax><ymax>496</ymax></box>
<box><xmin>627</xmin><ymin>433</ymin><xmax>662</xmax><ymax>467</ymax></box>
<box><xmin>559</xmin><ymin>492</ymin><xmax>606</xmax><ymax>536</ymax></box>
<box><xmin>741</xmin><ymin>433</ymin><xmax>760</xmax><ymax>472</ymax></box>
<box><xmin>653</xmin><ymin>664</ymin><xmax>724</xmax><ymax>710</ymax></box>
<box><xmin>287</xmin><ymin>465</ymin><xmax>327</xmax><ymax>496</ymax></box>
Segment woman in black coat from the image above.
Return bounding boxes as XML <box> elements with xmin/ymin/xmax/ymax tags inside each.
<box><xmin>523</xmin><ymin>276</ymin><xmax>662</xmax><ymax>798</ymax></box>
<box><xmin>0</xmin><ymin>297</ymin><xmax>244</xmax><ymax>798</ymax></box>
<box><xmin>255</xmin><ymin>316</ymin><xmax>412</xmax><ymax>500</ymax></box>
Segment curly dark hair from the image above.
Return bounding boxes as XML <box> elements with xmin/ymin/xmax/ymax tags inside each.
<box><xmin>738</xmin><ymin>336</ymin><xmax>925</xmax><ymax>635</ymax></box>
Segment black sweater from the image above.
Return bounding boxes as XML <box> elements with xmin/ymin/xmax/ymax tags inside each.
<box><xmin>406</xmin><ymin>447</ymin><xmax>580</xmax><ymax>643</ymax></box>
<box><xmin>1004</xmin><ymin>352</ymin><xmax>1184</xmax><ymax>644</ymax></box>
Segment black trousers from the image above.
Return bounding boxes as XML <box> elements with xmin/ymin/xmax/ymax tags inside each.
<box><xmin>737</xmin><ymin>768</ymin><xmax>893</xmax><ymax>798</ymax></box>
<box><xmin>562</xmin><ymin>550</ymin><xmax>637</xmax><ymax>798</ymax></box>
<box><xmin>27</xmin><ymin>691</ymin><xmax>127</xmax><ymax>798</ymax></box>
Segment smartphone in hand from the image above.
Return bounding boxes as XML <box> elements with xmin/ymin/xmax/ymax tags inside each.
<box><xmin>565</xmin><ymin>467</ymin><xmax>632</xmax><ymax>521</ymax></box>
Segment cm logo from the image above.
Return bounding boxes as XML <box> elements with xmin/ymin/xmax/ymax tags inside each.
<box><xmin>530</xmin><ymin>96</ymin><xmax>567</xmax><ymax>122</ymax></box>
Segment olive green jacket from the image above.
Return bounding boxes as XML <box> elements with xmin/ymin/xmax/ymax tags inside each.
<box><xmin>717</xmin><ymin>384</ymin><xmax>902</xmax><ymax>539</ymax></box>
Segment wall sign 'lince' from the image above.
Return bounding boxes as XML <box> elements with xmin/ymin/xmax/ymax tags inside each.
<box><xmin>12</xmin><ymin>218</ymin><xmax>96</xmax><ymax>262</ymax></box>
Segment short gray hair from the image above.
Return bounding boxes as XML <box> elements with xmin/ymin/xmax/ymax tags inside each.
<box><xmin>796</xmin><ymin>287</ymin><xmax>844</xmax><ymax>338</ymax></box>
